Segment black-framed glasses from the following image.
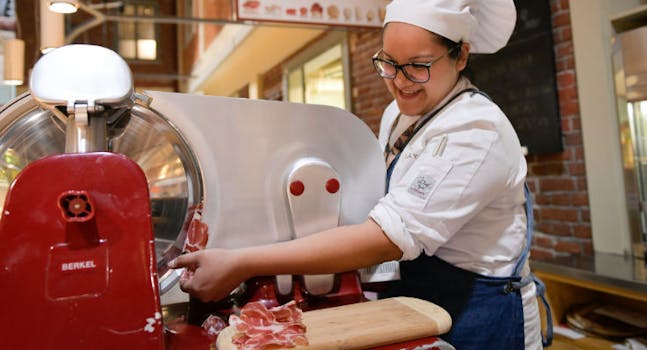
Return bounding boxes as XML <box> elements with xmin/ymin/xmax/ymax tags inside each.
<box><xmin>372</xmin><ymin>48</ymin><xmax>450</xmax><ymax>83</ymax></box>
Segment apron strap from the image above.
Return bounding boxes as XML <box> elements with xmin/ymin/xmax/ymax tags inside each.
<box><xmin>504</xmin><ymin>272</ymin><xmax>554</xmax><ymax>347</ymax></box>
<box><xmin>512</xmin><ymin>183</ymin><xmax>534</xmax><ymax>276</ymax></box>
<box><xmin>534</xmin><ymin>274</ymin><xmax>554</xmax><ymax>347</ymax></box>
<box><xmin>505</xmin><ymin>183</ymin><xmax>554</xmax><ymax>348</ymax></box>
<box><xmin>385</xmin><ymin>152</ymin><xmax>400</xmax><ymax>193</ymax></box>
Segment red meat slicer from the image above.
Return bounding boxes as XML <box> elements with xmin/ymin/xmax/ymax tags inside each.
<box><xmin>0</xmin><ymin>44</ymin><xmax>451</xmax><ymax>350</ymax></box>
<box><xmin>0</xmin><ymin>45</ymin><xmax>165</xmax><ymax>349</ymax></box>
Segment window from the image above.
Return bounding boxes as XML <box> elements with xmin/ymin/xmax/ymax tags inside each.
<box><xmin>285</xmin><ymin>34</ymin><xmax>350</xmax><ymax>110</ymax></box>
<box><xmin>0</xmin><ymin>0</ymin><xmax>15</xmax><ymax>17</ymax></box>
<box><xmin>118</xmin><ymin>2</ymin><xmax>158</xmax><ymax>61</ymax></box>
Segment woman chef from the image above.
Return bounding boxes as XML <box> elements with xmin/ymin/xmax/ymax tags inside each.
<box><xmin>170</xmin><ymin>0</ymin><xmax>550</xmax><ymax>348</ymax></box>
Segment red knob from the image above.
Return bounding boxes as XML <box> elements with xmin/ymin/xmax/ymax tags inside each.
<box><xmin>290</xmin><ymin>180</ymin><xmax>305</xmax><ymax>196</ymax></box>
<box><xmin>57</xmin><ymin>190</ymin><xmax>95</xmax><ymax>222</ymax></box>
<box><xmin>326</xmin><ymin>178</ymin><xmax>340</xmax><ymax>194</ymax></box>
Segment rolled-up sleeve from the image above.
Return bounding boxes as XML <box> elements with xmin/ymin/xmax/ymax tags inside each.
<box><xmin>370</xmin><ymin>197</ymin><xmax>419</xmax><ymax>260</ymax></box>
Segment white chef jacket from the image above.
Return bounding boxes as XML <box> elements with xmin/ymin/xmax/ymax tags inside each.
<box><xmin>369</xmin><ymin>77</ymin><xmax>542</xmax><ymax>349</ymax></box>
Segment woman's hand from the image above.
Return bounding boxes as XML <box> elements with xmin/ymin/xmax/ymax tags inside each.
<box><xmin>168</xmin><ymin>248</ymin><xmax>248</xmax><ymax>302</ymax></box>
<box><xmin>166</xmin><ymin>220</ymin><xmax>401</xmax><ymax>302</ymax></box>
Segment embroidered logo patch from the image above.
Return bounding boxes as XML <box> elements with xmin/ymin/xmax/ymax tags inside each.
<box><xmin>408</xmin><ymin>175</ymin><xmax>436</xmax><ymax>199</ymax></box>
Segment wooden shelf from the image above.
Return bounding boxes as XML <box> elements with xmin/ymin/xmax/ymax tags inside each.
<box><xmin>532</xmin><ymin>254</ymin><xmax>647</xmax><ymax>349</ymax></box>
<box><xmin>535</xmin><ymin>270</ymin><xmax>647</xmax><ymax>325</ymax></box>
<box><xmin>550</xmin><ymin>334</ymin><xmax>616</xmax><ymax>350</ymax></box>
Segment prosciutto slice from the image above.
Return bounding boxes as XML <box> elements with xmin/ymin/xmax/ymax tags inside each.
<box><xmin>228</xmin><ymin>301</ymin><xmax>308</xmax><ymax>350</ymax></box>
<box><xmin>180</xmin><ymin>203</ymin><xmax>209</xmax><ymax>284</ymax></box>
<box><xmin>202</xmin><ymin>314</ymin><xmax>228</xmax><ymax>337</ymax></box>
<box><xmin>183</xmin><ymin>203</ymin><xmax>209</xmax><ymax>252</ymax></box>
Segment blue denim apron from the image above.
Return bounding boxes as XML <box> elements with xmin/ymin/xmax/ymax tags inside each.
<box><xmin>381</xmin><ymin>90</ymin><xmax>553</xmax><ymax>349</ymax></box>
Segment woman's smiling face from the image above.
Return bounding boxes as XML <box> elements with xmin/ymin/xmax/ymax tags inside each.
<box><xmin>381</xmin><ymin>22</ymin><xmax>468</xmax><ymax>116</ymax></box>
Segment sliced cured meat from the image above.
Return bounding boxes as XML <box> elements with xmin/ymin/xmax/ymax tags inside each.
<box><xmin>183</xmin><ymin>203</ymin><xmax>209</xmax><ymax>252</ymax></box>
<box><xmin>270</xmin><ymin>302</ymin><xmax>304</xmax><ymax>323</ymax></box>
<box><xmin>202</xmin><ymin>314</ymin><xmax>228</xmax><ymax>337</ymax></box>
<box><xmin>228</xmin><ymin>301</ymin><xmax>308</xmax><ymax>349</ymax></box>
<box><xmin>180</xmin><ymin>203</ymin><xmax>209</xmax><ymax>283</ymax></box>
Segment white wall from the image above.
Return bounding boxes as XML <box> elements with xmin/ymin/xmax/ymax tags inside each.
<box><xmin>570</xmin><ymin>0</ymin><xmax>643</xmax><ymax>255</ymax></box>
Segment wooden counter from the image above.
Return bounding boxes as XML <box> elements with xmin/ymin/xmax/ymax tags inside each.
<box><xmin>531</xmin><ymin>253</ymin><xmax>647</xmax><ymax>349</ymax></box>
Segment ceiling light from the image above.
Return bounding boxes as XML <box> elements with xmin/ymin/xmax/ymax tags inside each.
<box><xmin>41</xmin><ymin>0</ymin><xmax>65</xmax><ymax>53</ymax></box>
<box><xmin>3</xmin><ymin>39</ymin><xmax>25</xmax><ymax>85</ymax></box>
<box><xmin>48</xmin><ymin>0</ymin><xmax>79</xmax><ymax>14</ymax></box>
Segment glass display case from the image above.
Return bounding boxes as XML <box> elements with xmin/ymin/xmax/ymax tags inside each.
<box><xmin>613</xmin><ymin>24</ymin><xmax>647</xmax><ymax>259</ymax></box>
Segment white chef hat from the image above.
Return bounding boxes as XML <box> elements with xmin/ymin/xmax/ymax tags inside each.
<box><xmin>383</xmin><ymin>0</ymin><xmax>517</xmax><ymax>54</ymax></box>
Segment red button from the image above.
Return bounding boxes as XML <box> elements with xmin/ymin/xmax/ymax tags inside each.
<box><xmin>290</xmin><ymin>180</ymin><xmax>305</xmax><ymax>196</ymax></box>
<box><xmin>326</xmin><ymin>178</ymin><xmax>340</xmax><ymax>193</ymax></box>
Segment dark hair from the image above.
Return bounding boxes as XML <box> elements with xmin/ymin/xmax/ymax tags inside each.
<box><xmin>438</xmin><ymin>36</ymin><xmax>473</xmax><ymax>79</ymax></box>
<box><xmin>438</xmin><ymin>36</ymin><xmax>462</xmax><ymax>60</ymax></box>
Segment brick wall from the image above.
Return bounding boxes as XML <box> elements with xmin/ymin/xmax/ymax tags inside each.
<box><xmin>202</xmin><ymin>0</ymin><xmax>232</xmax><ymax>52</ymax></box>
<box><xmin>348</xmin><ymin>30</ymin><xmax>391</xmax><ymax>134</ymax></box>
<box><xmin>180</xmin><ymin>0</ymin><xmax>232</xmax><ymax>85</ymax></box>
<box><xmin>526</xmin><ymin>0</ymin><xmax>592</xmax><ymax>259</ymax></box>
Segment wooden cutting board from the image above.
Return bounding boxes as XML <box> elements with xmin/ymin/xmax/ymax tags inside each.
<box><xmin>216</xmin><ymin>297</ymin><xmax>451</xmax><ymax>350</ymax></box>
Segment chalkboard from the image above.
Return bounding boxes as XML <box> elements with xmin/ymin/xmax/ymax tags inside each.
<box><xmin>470</xmin><ymin>0</ymin><xmax>562</xmax><ymax>155</ymax></box>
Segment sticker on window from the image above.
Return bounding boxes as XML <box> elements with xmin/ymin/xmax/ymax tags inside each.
<box><xmin>407</xmin><ymin>174</ymin><xmax>436</xmax><ymax>199</ymax></box>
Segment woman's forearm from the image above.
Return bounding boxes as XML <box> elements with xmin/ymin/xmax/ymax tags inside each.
<box><xmin>169</xmin><ymin>219</ymin><xmax>403</xmax><ymax>301</ymax></box>
<box><xmin>236</xmin><ymin>219</ymin><xmax>402</xmax><ymax>277</ymax></box>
